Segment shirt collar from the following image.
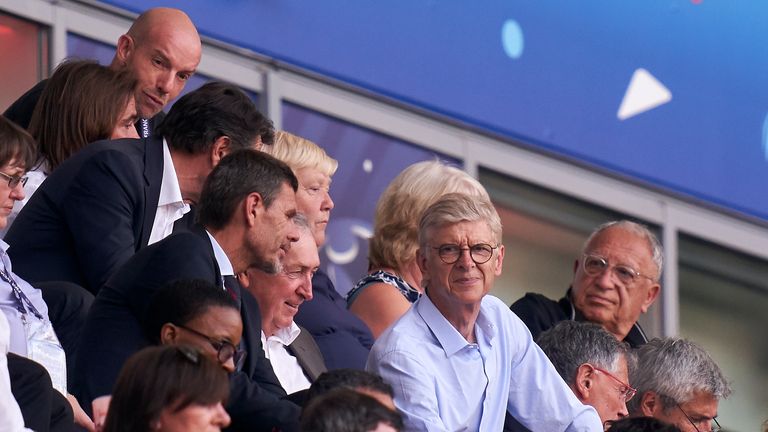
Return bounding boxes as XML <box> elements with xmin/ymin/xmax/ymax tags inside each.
<box><xmin>264</xmin><ymin>321</ymin><xmax>302</xmax><ymax>346</ymax></box>
<box><xmin>417</xmin><ymin>293</ymin><xmax>475</xmax><ymax>357</ymax></box>
<box><xmin>205</xmin><ymin>230</ymin><xmax>234</xmax><ymax>276</ymax></box>
<box><xmin>0</xmin><ymin>240</ymin><xmax>8</xmax><ymax>253</ymax></box>
<box><xmin>158</xmin><ymin>139</ymin><xmax>186</xmax><ymax>208</ymax></box>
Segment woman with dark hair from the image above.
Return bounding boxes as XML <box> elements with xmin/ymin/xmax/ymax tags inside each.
<box><xmin>103</xmin><ymin>345</ymin><xmax>230</xmax><ymax>432</ymax></box>
<box><xmin>2</xmin><ymin>59</ymin><xmax>138</xmax><ymax>234</ymax></box>
<box><xmin>91</xmin><ymin>279</ymin><xmax>244</xmax><ymax>429</ymax></box>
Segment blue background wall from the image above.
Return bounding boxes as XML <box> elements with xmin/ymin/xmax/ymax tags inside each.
<box><xmin>99</xmin><ymin>0</ymin><xmax>768</xmax><ymax>221</ymax></box>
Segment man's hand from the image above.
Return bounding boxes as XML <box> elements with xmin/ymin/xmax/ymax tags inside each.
<box><xmin>91</xmin><ymin>395</ymin><xmax>112</xmax><ymax>432</ymax></box>
<box><xmin>67</xmin><ymin>393</ymin><xmax>95</xmax><ymax>432</ymax></box>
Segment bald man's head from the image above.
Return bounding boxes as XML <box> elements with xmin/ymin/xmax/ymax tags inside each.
<box><xmin>112</xmin><ymin>8</ymin><xmax>201</xmax><ymax>118</ymax></box>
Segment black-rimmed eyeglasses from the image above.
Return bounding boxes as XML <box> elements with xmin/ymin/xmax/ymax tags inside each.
<box><xmin>677</xmin><ymin>403</ymin><xmax>721</xmax><ymax>432</ymax></box>
<box><xmin>0</xmin><ymin>172</ymin><xmax>27</xmax><ymax>189</ymax></box>
<box><xmin>582</xmin><ymin>254</ymin><xmax>656</xmax><ymax>286</ymax></box>
<box><xmin>175</xmin><ymin>324</ymin><xmax>246</xmax><ymax>370</ymax></box>
<box><xmin>431</xmin><ymin>243</ymin><xmax>497</xmax><ymax>265</ymax></box>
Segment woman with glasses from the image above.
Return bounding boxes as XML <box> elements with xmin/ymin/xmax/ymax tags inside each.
<box><xmin>2</xmin><ymin>59</ymin><xmax>138</xmax><ymax>236</ymax></box>
<box><xmin>347</xmin><ymin>160</ymin><xmax>491</xmax><ymax>339</ymax></box>
<box><xmin>92</xmin><ymin>279</ymin><xmax>243</xmax><ymax>430</ymax></box>
<box><xmin>103</xmin><ymin>345</ymin><xmax>230</xmax><ymax>432</ymax></box>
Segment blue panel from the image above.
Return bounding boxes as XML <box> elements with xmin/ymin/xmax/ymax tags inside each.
<box><xmin>282</xmin><ymin>102</ymin><xmax>459</xmax><ymax>294</ymax></box>
<box><xmin>97</xmin><ymin>1</ymin><xmax>768</xmax><ymax>221</ymax></box>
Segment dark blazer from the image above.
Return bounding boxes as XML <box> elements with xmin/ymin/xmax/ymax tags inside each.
<box><xmin>6</xmin><ymin>135</ymin><xmax>164</xmax><ymax>294</ymax></box>
<box><xmin>75</xmin><ymin>227</ymin><xmax>300</xmax><ymax>432</ymax></box>
<box><xmin>294</xmin><ymin>269</ymin><xmax>374</xmax><ymax>370</ymax></box>
<box><xmin>287</xmin><ymin>326</ymin><xmax>327</xmax><ymax>382</ymax></box>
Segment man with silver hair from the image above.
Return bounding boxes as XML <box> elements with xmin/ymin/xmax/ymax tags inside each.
<box><xmin>628</xmin><ymin>338</ymin><xmax>730</xmax><ymax>432</ymax></box>
<box><xmin>512</xmin><ymin>220</ymin><xmax>662</xmax><ymax>347</ymax></box>
<box><xmin>368</xmin><ymin>193</ymin><xmax>602</xmax><ymax>431</ymax></box>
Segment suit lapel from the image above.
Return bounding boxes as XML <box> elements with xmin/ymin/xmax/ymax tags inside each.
<box><xmin>287</xmin><ymin>327</ymin><xmax>327</xmax><ymax>381</ymax></box>
<box><xmin>139</xmin><ymin>135</ymin><xmax>165</xmax><ymax>248</ymax></box>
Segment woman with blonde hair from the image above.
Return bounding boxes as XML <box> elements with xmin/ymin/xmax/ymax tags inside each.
<box><xmin>262</xmin><ymin>131</ymin><xmax>375</xmax><ymax>370</ymax></box>
<box><xmin>347</xmin><ymin>160</ymin><xmax>490</xmax><ymax>338</ymax></box>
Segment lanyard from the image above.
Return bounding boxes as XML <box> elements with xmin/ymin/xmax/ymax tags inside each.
<box><xmin>140</xmin><ymin>118</ymin><xmax>150</xmax><ymax>138</ymax></box>
<box><xmin>0</xmin><ymin>265</ymin><xmax>44</xmax><ymax>320</ymax></box>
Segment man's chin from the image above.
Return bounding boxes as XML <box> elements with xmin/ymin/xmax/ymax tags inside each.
<box><xmin>252</xmin><ymin>259</ymin><xmax>281</xmax><ymax>276</ymax></box>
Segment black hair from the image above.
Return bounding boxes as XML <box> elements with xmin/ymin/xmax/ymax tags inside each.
<box><xmin>301</xmin><ymin>388</ymin><xmax>403</xmax><ymax>432</ymax></box>
<box><xmin>145</xmin><ymin>279</ymin><xmax>238</xmax><ymax>343</ymax></box>
<box><xmin>156</xmin><ymin>81</ymin><xmax>274</xmax><ymax>154</ymax></box>
<box><xmin>606</xmin><ymin>416</ymin><xmax>682</xmax><ymax>432</ymax></box>
<box><xmin>196</xmin><ymin>149</ymin><xmax>298</xmax><ymax>230</ymax></box>
<box><xmin>307</xmin><ymin>369</ymin><xmax>394</xmax><ymax>402</ymax></box>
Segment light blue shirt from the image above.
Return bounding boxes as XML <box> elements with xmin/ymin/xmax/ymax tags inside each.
<box><xmin>367</xmin><ymin>293</ymin><xmax>602</xmax><ymax>432</ymax></box>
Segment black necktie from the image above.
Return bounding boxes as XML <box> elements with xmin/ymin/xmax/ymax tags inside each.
<box><xmin>223</xmin><ymin>275</ymin><xmax>242</xmax><ymax>309</ymax></box>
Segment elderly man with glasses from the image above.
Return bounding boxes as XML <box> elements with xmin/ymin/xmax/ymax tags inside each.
<box><xmin>507</xmin><ymin>321</ymin><xmax>637</xmax><ymax>431</ymax></box>
<box><xmin>512</xmin><ymin>220</ymin><xmax>662</xmax><ymax>348</ymax></box>
<box><xmin>627</xmin><ymin>338</ymin><xmax>730</xmax><ymax>432</ymax></box>
<box><xmin>368</xmin><ymin>193</ymin><xmax>602</xmax><ymax>431</ymax></box>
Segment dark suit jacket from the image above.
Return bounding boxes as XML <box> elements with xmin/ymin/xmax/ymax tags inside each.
<box><xmin>6</xmin><ymin>135</ymin><xmax>164</xmax><ymax>294</ymax></box>
<box><xmin>287</xmin><ymin>325</ymin><xmax>327</xmax><ymax>382</ymax></box>
<box><xmin>294</xmin><ymin>269</ymin><xmax>374</xmax><ymax>370</ymax></box>
<box><xmin>75</xmin><ymin>227</ymin><xmax>300</xmax><ymax>432</ymax></box>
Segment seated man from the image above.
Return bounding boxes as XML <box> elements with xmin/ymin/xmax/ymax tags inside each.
<box><xmin>507</xmin><ymin>321</ymin><xmax>636</xmax><ymax>431</ymax></box>
<box><xmin>239</xmin><ymin>217</ymin><xmax>327</xmax><ymax>395</ymax></box>
<box><xmin>627</xmin><ymin>338</ymin><xmax>731</xmax><ymax>432</ymax></box>
<box><xmin>76</xmin><ymin>150</ymin><xmax>302</xmax><ymax>431</ymax></box>
<box><xmin>511</xmin><ymin>220</ymin><xmax>662</xmax><ymax>347</ymax></box>
<box><xmin>368</xmin><ymin>193</ymin><xmax>602</xmax><ymax>431</ymax></box>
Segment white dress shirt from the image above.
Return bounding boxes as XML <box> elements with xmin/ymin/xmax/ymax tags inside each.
<box><xmin>0</xmin><ymin>313</ymin><xmax>31</xmax><ymax>432</ymax></box>
<box><xmin>147</xmin><ymin>139</ymin><xmax>190</xmax><ymax>245</ymax></box>
<box><xmin>260</xmin><ymin>322</ymin><xmax>311</xmax><ymax>394</ymax></box>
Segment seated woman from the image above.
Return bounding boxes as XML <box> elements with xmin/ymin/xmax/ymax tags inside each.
<box><xmin>93</xmin><ymin>279</ymin><xmax>244</xmax><ymax>429</ymax></box>
<box><xmin>263</xmin><ymin>131</ymin><xmax>375</xmax><ymax>370</ymax></box>
<box><xmin>103</xmin><ymin>345</ymin><xmax>230</xmax><ymax>432</ymax></box>
<box><xmin>347</xmin><ymin>160</ymin><xmax>491</xmax><ymax>338</ymax></box>
<box><xmin>0</xmin><ymin>115</ymin><xmax>92</xmax><ymax>430</ymax></box>
<box><xmin>2</xmin><ymin>59</ymin><xmax>137</xmax><ymax>235</ymax></box>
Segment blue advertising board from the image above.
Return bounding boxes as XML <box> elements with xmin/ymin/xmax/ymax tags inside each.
<box><xmin>99</xmin><ymin>0</ymin><xmax>768</xmax><ymax>221</ymax></box>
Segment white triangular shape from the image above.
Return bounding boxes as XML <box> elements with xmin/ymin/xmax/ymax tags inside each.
<box><xmin>617</xmin><ymin>68</ymin><xmax>672</xmax><ymax>120</ymax></box>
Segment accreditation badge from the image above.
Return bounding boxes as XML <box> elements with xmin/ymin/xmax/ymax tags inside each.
<box><xmin>24</xmin><ymin>317</ymin><xmax>67</xmax><ymax>394</ymax></box>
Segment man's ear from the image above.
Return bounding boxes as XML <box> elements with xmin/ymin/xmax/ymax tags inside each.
<box><xmin>159</xmin><ymin>323</ymin><xmax>178</xmax><ymax>345</ymax></box>
<box><xmin>640</xmin><ymin>283</ymin><xmax>661</xmax><ymax>313</ymax></box>
<box><xmin>115</xmin><ymin>34</ymin><xmax>134</xmax><ymax>65</ymax></box>
<box><xmin>493</xmin><ymin>244</ymin><xmax>505</xmax><ymax>276</ymax></box>
<box><xmin>638</xmin><ymin>391</ymin><xmax>659</xmax><ymax>417</ymax></box>
<box><xmin>244</xmin><ymin>192</ymin><xmax>264</xmax><ymax>228</ymax></box>
<box><xmin>573</xmin><ymin>363</ymin><xmax>594</xmax><ymax>400</ymax></box>
<box><xmin>211</xmin><ymin>136</ymin><xmax>231</xmax><ymax>166</ymax></box>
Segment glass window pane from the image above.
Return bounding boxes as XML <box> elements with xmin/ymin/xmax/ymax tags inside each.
<box><xmin>282</xmin><ymin>101</ymin><xmax>458</xmax><ymax>295</ymax></box>
<box><xmin>678</xmin><ymin>235</ymin><xmax>768</xmax><ymax>432</ymax></box>
<box><xmin>0</xmin><ymin>13</ymin><xmax>49</xmax><ymax>112</ymax></box>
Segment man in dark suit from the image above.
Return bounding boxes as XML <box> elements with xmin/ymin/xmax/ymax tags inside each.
<box><xmin>239</xmin><ymin>217</ymin><xmax>328</xmax><ymax>395</ymax></box>
<box><xmin>4</xmin><ymin>7</ymin><xmax>201</xmax><ymax>138</ymax></box>
<box><xmin>78</xmin><ymin>149</ymin><xmax>302</xmax><ymax>431</ymax></box>
<box><xmin>6</xmin><ymin>81</ymin><xmax>273</xmax><ymax>295</ymax></box>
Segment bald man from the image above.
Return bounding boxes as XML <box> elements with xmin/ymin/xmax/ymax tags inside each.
<box><xmin>4</xmin><ymin>7</ymin><xmax>202</xmax><ymax>138</ymax></box>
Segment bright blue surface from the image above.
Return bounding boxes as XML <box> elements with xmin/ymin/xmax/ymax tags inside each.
<box><xmin>98</xmin><ymin>1</ymin><xmax>768</xmax><ymax>221</ymax></box>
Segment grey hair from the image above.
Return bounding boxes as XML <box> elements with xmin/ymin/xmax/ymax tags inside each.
<box><xmin>536</xmin><ymin>321</ymin><xmax>633</xmax><ymax>386</ymax></box>
<box><xmin>418</xmin><ymin>193</ymin><xmax>502</xmax><ymax>250</ymax></box>
<box><xmin>583</xmin><ymin>220</ymin><xmax>663</xmax><ymax>280</ymax></box>
<box><xmin>627</xmin><ymin>337</ymin><xmax>731</xmax><ymax>415</ymax></box>
<box><xmin>293</xmin><ymin>213</ymin><xmax>310</xmax><ymax>230</ymax></box>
